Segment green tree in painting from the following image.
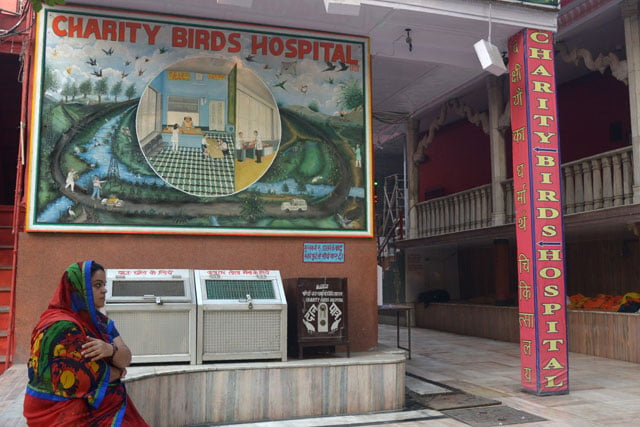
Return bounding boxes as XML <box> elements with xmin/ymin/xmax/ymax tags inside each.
<box><xmin>110</xmin><ymin>81</ymin><xmax>123</xmax><ymax>102</ymax></box>
<box><xmin>125</xmin><ymin>83</ymin><xmax>136</xmax><ymax>100</ymax></box>
<box><xmin>79</xmin><ymin>79</ymin><xmax>92</xmax><ymax>100</ymax></box>
<box><xmin>70</xmin><ymin>82</ymin><xmax>79</xmax><ymax>101</ymax></box>
<box><xmin>94</xmin><ymin>77</ymin><xmax>108</xmax><ymax>103</ymax></box>
<box><xmin>240</xmin><ymin>193</ymin><xmax>265</xmax><ymax>223</ymax></box>
<box><xmin>337</xmin><ymin>77</ymin><xmax>363</xmax><ymax>111</ymax></box>
<box><xmin>43</xmin><ymin>65</ymin><xmax>59</xmax><ymax>95</ymax></box>
<box><xmin>61</xmin><ymin>81</ymin><xmax>73</xmax><ymax>102</ymax></box>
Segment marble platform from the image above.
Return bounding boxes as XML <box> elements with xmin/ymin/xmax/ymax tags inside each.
<box><xmin>0</xmin><ymin>351</ymin><xmax>406</xmax><ymax>427</ymax></box>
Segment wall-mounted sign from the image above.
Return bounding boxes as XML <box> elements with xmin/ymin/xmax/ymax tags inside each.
<box><xmin>27</xmin><ymin>6</ymin><xmax>372</xmax><ymax>237</ymax></box>
<box><xmin>303</xmin><ymin>243</ymin><xmax>344</xmax><ymax>263</ymax></box>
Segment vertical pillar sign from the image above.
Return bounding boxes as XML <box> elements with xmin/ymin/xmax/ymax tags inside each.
<box><xmin>508</xmin><ymin>29</ymin><xmax>569</xmax><ymax>395</ymax></box>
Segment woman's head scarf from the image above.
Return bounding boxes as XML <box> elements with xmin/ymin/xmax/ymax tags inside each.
<box><xmin>40</xmin><ymin>260</ymin><xmax>107</xmax><ymax>339</ymax></box>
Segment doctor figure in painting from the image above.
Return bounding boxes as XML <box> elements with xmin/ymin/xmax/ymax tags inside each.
<box><xmin>171</xmin><ymin>123</ymin><xmax>180</xmax><ymax>152</ymax></box>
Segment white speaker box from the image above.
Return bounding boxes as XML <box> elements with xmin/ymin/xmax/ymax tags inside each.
<box><xmin>474</xmin><ymin>39</ymin><xmax>507</xmax><ymax>76</ymax></box>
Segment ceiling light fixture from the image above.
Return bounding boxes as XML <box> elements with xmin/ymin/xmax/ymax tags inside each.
<box><xmin>405</xmin><ymin>28</ymin><xmax>413</xmax><ymax>52</ymax></box>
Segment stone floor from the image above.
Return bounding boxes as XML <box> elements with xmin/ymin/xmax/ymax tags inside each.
<box><xmin>3</xmin><ymin>323</ymin><xmax>640</xmax><ymax>426</ymax></box>
<box><xmin>220</xmin><ymin>324</ymin><xmax>640</xmax><ymax>426</ymax></box>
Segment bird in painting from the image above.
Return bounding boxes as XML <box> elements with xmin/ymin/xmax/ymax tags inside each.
<box><xmin>273</xmin><ymin>80</ymin><xmax>287</xmax><ymax>90</ymax></box>
<box><xmin>322</xmin><ymin>61</ymin><xmax>336</xmax><ymax>72</ymax></box>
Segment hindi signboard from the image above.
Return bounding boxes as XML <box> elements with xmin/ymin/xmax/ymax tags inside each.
<box><xmin>508</xmin><ymin>28</ymin><xmax>569</xmax><ymax>395</ymax></box>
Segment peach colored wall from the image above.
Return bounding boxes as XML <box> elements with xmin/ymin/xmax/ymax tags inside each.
<box><xmin>14</xmin><ymin>232</ymin><xmax>378</xmax><ymax>362</ymax></box>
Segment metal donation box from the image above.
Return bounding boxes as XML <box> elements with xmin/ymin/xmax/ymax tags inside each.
<box><xmin>285</xmin><ymin>277</ymin><xmax>349</xmax><ymax>358</ymax></box>
<box><xmin>194</xmin><ymin>269</ymin><xmax>287</xmax><ymax>362</ymax></box>
<box><xmin>105</xmin><ymin>269</ymin><xmax>197</xmax><ymax>364</ymax></box>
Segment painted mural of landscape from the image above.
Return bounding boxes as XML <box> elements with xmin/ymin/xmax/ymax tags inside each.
<box><xmin>29</xmin><ymin>7</ymin><xmax>371</xmax><ymax>236</ymax></box>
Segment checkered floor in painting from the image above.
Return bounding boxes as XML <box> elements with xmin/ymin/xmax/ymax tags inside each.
<box><xmin>150</xmin><ymin>147</ymin><xmax>235</xmax><ymax>196</ymax></box>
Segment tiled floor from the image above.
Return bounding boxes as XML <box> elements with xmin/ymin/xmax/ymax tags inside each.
<box><xmin>3</xmin><ymin>324</ymin><xmax>640</xmax><ymax>426</ymax></box>
<box><xmin>150</xmin><ymin>146</ymin><xmax>236</xmax><ymax>196</ymax></box>
<box><xmin>228</xmin><ymin>324</ymin><xmax>640</xmax><ymax>426</ymax></box>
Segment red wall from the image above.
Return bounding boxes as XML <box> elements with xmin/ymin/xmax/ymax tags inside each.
<box><xmin>557</xmin><ymin>72</ymin><xmax>630</xmax><ymax>163</ymax></box>
<box><xmin>15</xmin><ymin>233</ymin><xmax>378</xmax><ymax>362</ymax></box>
<box><xmin>419</xmin><ymin>119</ymin><xmax>491</xmax><ymax>201</ymax></box>
<box><xmin>418</xmin><ymin>72</ymin><xmax>629</xmax><ymax>200</ymax></box>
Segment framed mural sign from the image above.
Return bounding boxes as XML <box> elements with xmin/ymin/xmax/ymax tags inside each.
<box><xmin>26</xmin><ymin>5</ymin><xmax>372</xmax><ymax>236</ymax></box>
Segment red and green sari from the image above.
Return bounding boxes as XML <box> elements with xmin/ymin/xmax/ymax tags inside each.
<box><xmin>24</xmin><ymin>260</ymin><xmax>148</xmax><ymax>426</ymax></box>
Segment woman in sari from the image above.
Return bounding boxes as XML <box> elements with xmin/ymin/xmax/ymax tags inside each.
<box><xmin>24</xmin><ymin>260</ymin><xmax>149</xmax><ymax>426</ymax></box>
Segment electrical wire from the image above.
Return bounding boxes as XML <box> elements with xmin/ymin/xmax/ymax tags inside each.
<box><xmin>0</xmin><ymin>1</ymin><xmax>34</xmax><ymax>39</ymax></box>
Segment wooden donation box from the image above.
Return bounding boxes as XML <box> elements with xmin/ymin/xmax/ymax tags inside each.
<box><xmin>285</xmin><ymin>277</ymin><xmax>349</xmax><ymax>358</ymax></box>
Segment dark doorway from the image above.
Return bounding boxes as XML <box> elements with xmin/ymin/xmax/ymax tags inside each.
<box><xmin>0</xmin><ymin>53</ymin><xmax>21</xmax><ymax>205</ymax></box>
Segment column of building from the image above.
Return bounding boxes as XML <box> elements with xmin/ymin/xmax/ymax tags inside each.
<box><xmin>622</xmin><ymin>0</ymin><xmax>640</xmax><ymax>203</ymax></box>
<box><xmin>407</xmin><ymin>118</ymin><xmax>420</xmax><ymax>239</ymax></box>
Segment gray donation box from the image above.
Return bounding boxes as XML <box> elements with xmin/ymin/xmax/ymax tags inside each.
<box><xmin>285</xmin><ymin>277</ymin><xmax>349</xmax><ymax>358</ymax></box>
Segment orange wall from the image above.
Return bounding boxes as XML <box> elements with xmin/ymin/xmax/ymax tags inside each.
<box><xmin>14</xmin><ymin>232</ymin><xmax>378</xmax><ymax>362</ymax></box>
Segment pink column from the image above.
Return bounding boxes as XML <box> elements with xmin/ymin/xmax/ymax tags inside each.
<box><xmin>508</xmin><ymin>29</ymin><xmax>569</xmax><ymax>395</ymax></box>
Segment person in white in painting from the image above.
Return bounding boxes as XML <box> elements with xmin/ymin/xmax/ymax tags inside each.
<box><xmin>65</xmin><ymin>168</ymin><xmax>78</xmax><ymax>192</ymax></box>
<box><xmin>171</xmin><ymin>123</ymin><xmax>180</xmax><ymax>152</ymax></box>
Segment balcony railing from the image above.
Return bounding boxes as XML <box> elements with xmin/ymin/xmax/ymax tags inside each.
<box><xmin>413</xmin><ymin>147</ymin><xmax>634</xmax><ymax>238</ymax></box>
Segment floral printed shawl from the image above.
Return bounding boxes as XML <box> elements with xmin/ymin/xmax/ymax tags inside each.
<box><xmin>24</xmin><ymin>260</ymin><xmax>134</xmax><ymax>426</ymax></box>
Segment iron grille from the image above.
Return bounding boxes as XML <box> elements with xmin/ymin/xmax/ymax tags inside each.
<box><xmin>205</xmin><ymin>280</ymin><xmax>275</xmax><ymax>299</ymax></box>
<box><xmin>111</xmin><ymin>280</ymin><xmax>186</xmax><ymax>297</ymax></box>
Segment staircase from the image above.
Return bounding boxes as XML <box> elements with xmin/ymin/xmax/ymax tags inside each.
<box><xmin>0</xmin><ymin>206</ymin><xmax>17</xmax><ymax>375</ymax></box>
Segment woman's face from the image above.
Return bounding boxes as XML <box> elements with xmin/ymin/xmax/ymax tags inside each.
<box><xmin>91</xmin><ymin>269</ymin><xmax>107</xmax><ymax>309</ymax></box>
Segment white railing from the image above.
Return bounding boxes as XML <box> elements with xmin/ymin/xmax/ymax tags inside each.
<box><xmin>561</xmin><ymin>146</ymin><xmax>633</xmax><ymax>213</ymax></box>
<box><xmin>414</xmin><ymin>147</ymin><xmax>634</xmax><ymax>238</ymax></box>
<box><xmin>414</xmin><ymin>184</ymin><xmax>492</xmax><ymax>238</ymax></box>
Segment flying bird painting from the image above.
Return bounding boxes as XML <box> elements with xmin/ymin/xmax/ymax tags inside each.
<box><xmin>273</xmin><ymin>80</ymin><xmax>287</xmax><ymax>90</ymax></box>
<box><xmin>322</xmin><ymin>61</ymin><xmax>336</xmax><ymax>72</ymax></box>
